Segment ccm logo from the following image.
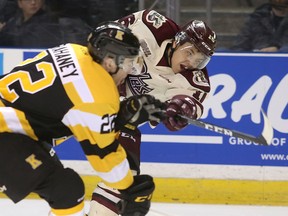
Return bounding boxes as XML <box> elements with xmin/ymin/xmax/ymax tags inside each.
<box><xmin>134</xmin><ymin>194</ymin><xmax>152</xmax><ymax>202</ymax></box>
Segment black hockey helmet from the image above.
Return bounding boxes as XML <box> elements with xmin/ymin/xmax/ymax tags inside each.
<box><xmin>174</xmin><ymin>20</ymin><xmax>217</xmax><ymax>57</ymax></box>
<box><xmin>87</xmin><ymin>21</ymin><xmax>140</xmax><ymax>66</ymax></box>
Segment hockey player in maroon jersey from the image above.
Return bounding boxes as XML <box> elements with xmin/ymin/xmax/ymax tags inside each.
<box><xmin>0</xmin><ymin>21</ymin><xmax>164</xmax><ymax>216</ymax></box>
<box><xmin>88</xmin><ymin>10</ymin><xmax>217</xmax><ymax>216</ymax></box>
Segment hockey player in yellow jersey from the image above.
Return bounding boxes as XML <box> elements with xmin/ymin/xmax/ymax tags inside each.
<box><xmin>0</xmin><ymin>21</ymin><xmax>163</xmax><ymax>216</ymax></box>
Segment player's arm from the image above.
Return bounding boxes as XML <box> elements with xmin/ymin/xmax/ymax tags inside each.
<box><xmin>62</xmin><ymin>102</ymin><xmax>134</xmax><ymax>190</ymax></box>
<box><xmin>64</xmin><ymin>95</ymin><xmax>164</xmax><ymax>182</ymax></box>
<box><xmin>116</xmin><ymin>10</ymin><xmax>145</xmax><ymax>28</ymax></box>
<box><xmin>63</xmin><ymin>96</ymin><xmax>162</xmax><ymax>215</ymax></box>
<box><xmin>117</xmin><ymin>9</ymin><xmax>179</xmax><ymax>40</ymax></box>
<box><xmin>162</xmin><ymin>94</ymin><xmax>201</xmax><ymax>131</ymax></box>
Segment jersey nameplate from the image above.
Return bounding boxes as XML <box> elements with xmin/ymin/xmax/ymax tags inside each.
<box><xmin>49</xmin><ymin>44</ymin><xmax>79</xmax><ymax>83</ymax></box>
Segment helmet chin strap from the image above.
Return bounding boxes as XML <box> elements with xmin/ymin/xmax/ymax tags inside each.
<box><xmin>165</xmin><ymin>43</ymin><xmax>174</xmax><ymax>67</ymax></box>
<box><xmin>109</xmin><ymin>66</ymin><xmax>120</xmax><ymax>75</ymax></box>
<box><xmin>166</xmin><ymin>41</ymin><xmax>179</xmax><ymax>67</ymax></box>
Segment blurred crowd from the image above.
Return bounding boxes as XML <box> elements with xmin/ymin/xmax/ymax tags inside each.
<box><xmin>230</xmin><ymin>0</ymin><xmax>288</xmax><ymax>52</ymax></box>
<box><xmin>0</xmin><ymin>0</ymin><xmax>138</xmax><ymax>48</ymax></box>
<box><xmin>0</xmin><ymin>0</ymin><xmax>288</xmax><ymax>52</ymax></box>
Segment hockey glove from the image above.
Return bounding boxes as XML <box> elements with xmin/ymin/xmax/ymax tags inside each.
<box><xmin>117</xmin><ymin>175</ymin><xmax>155</xmax><ymax>216</ymax></box>
<box><xmin>163</xmin><ymin>95</ymin><xmax>197</xmax><ymax>131</ymax></box>
<box><xmin>116</xmin><ymin>94</ymin><xmax>165</xmax><ymax>131</ymax></box>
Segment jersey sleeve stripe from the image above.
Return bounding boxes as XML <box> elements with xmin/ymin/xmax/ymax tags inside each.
<box><xmin>0</xmin><ymin>107</ymin><xmax>26</xmax><ymax>135</ymax></box>
<box><xmin>63</xmin><ymin>82</ymin><xmax>84</xmax><ymax>105</ymax></box>
<box><xmin>0</xmin><ymin>111</ymin><xmax>11</xmax><ymax>132</ymax></box>
<box><xmin>14</xmin><ymin>109</ymin><xmax>38</xmax><ymax>140</ymax></box>
<box><xmin>86</xmin><ymin>153</ymin><xmax>129</xmax><ymax>175</ymax></box>
<box><xmin>62</xmin><ymin>109</ymin><xmax>117</xmax><ymax>147</ymax></box>
<box><xmin>86</xmin><ymin>154</ymin><xmax>133</xmax><ymax>189</ymax></box>
<box><xmin>68</xmin><ymin>124</ymin><xmax>116</xmax><ymax>147</ymax></box>
<box><xmin>86</xmin><ymin>144</ymin><xmax>129</xmax><ymax>172</ymax></box>
<box><xmin>103</xmin><ymin>166</ymin><xmax>133</xmax><ymax>190</ymax></box>
<box><xmin>64</xmin><ymin>78</ymin><xmax>95</xmax><ymax>103</ymax></box>
<box><xmin>0</xmin><ymin>100</ymin><xmax>5</xmax><ymax>106</ymax></box>
<box><xmin>80</xmin><ymin>139</ymin><xmax>119</xmax><ymax>158</ymax></box>
<box><xmin>62</xmin><ymin>109</ymin><xmax>103</xmax><ymax>132</ymax></box>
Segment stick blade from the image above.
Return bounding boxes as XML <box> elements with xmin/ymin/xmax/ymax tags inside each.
<box><xmin>260</xmin><ymin>109</ymin><xmax>274</xmax><ymax>146</ymax></box>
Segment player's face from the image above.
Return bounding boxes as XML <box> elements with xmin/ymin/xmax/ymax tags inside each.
<box><xmin>111</xmin><ymin>56</ymin><xmax>141</xmax><ymax>86</ymax></box>
<box><xmin>171</xmin><ymin>42</ymin><xmax>210</xmax><ymax>73</ymax></box>
<box><xmin>121</xmin><ymin>55</ymin><xmax>144</xmax><ymax>75</ymax></box>
<box><xmin>111</xmin><ymin>69</ymin><xmax>128</xmax><ymax>86</ymax></box>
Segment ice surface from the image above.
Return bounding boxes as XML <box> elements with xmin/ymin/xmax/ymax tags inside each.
<box><xmin>0</xmin><ymin>199</ymin><xmax>288</xmax><ymax>216</ymax></box>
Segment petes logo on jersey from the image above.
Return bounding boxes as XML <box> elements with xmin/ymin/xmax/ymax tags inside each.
<box><xmin>146</xmin><ymin>10</ymin><xmax>167</xmax><ymax>29</ymax></box>
<box><xmin>193</xmin><ymin>70</ymin><xmax>209</xmax><ymax>87</ymax></box>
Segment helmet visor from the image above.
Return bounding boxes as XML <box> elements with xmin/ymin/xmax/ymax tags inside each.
<box><xmin>121</xmin><ymin>55</ymin><xmax>144</xmax><ymax>75</ymax></box>
<box><xmin>179</xmin><ymin>44</ymin><xmax>211</xmax><ymax>69</ymax></box>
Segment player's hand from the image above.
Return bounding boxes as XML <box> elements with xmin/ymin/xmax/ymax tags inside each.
<box><xmin>163</xmin><ymin>95</ymin><xmax>197</xmax><ymax>131</ymax></box>
<box><xmin>116</xmin><ymin>95</ymin><xmax>165</xmax><ymax>130</ymax></box>
<box><xmin>117</xmin><ymin>175</ymin><xmax>155</xmax><ymax>216</ymax></box>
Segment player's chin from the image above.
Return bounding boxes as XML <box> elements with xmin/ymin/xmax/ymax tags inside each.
<box><xmin>174</xmin><ymin>63</ymin><xmax>190</xmax><ymax>74</ymax></box>
<box><xmin>171</xmin><ymin>66</ymin><xmax>181</xmax><ymax>74</ymax></box>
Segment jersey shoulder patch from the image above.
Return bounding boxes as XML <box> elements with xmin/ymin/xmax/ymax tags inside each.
<box><xmin>180</xmin><ymin>68</ymin><xmax>211</xmax><ymax>93</ymax></box>
<box><xmin>144</xmin><ymin>10</ymin><xmax>167</xmax><ymax>29</ymax></box>
<box><xmin>142</xmin><ymin>10</ymin><xmax>180</xmax><ymax>46</ymax></box>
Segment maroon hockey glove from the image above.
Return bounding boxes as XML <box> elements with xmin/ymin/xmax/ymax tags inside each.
<box><xmin>163</xmin><ymin>95</ymin><xmax>197</xmax><ymax>131</ymax></box>
<box><xmin>117</xmin><ymin>175</ymin><xmax>155</xmax><ymax>216</ymax></box>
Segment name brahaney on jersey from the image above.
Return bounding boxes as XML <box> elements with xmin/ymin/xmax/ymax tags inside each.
<box><xmin>49</xmin><ymin>44</ymin><xmax>94</xmax><ymax>103</ymax></box>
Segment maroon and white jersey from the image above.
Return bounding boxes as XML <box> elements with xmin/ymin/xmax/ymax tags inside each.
<box><xmin>118</xmin><ymin>10</ymin><xmax>211</xmax><ymax>118</ymax></box>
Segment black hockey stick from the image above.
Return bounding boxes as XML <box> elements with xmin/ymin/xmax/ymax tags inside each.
<box><xmin>179</xmin><ymin>110</ymin><xmax>274</xmax><ymax>146</ymax></box>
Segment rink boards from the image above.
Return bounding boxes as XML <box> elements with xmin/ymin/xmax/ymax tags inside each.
<box><xmin>0</xmin><ymin>48</ymin><xmax>288</xmax><ymax>205</ymax></box>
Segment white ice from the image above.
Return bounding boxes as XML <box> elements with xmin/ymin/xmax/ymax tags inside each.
<box><xmin>0</xmin><ymin>199</ymin><xmax>288</xmax><ymax>216</ymax></box>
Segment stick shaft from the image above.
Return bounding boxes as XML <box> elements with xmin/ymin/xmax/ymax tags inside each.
<box><xmin>180</xmin><ymin>110</ymin><xmax>273</xmax><ymax>146</ymax></box>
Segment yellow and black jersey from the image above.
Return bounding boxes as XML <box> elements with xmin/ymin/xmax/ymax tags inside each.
<box><xmin>0</xmin><ymin>43</ymin><xmax>133</xmax><ymax>189</ymax></box>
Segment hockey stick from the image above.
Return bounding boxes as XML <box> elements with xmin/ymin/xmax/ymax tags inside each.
<box><xmin>179</xmin><ymin>110</ymin><xmax>273</xmax><ymax>146</ymax></box>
